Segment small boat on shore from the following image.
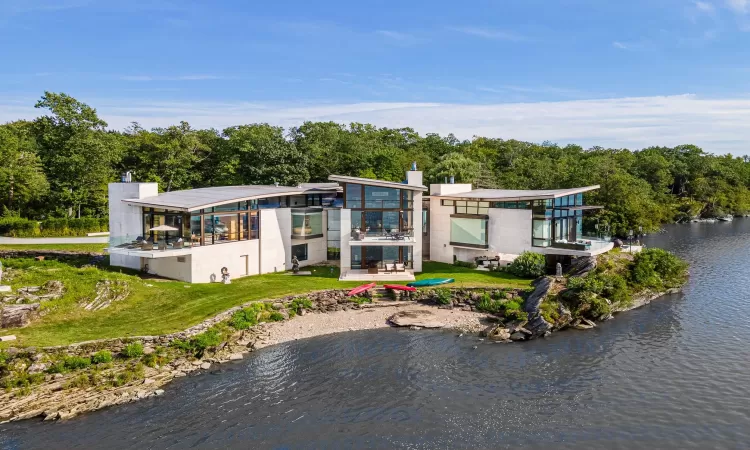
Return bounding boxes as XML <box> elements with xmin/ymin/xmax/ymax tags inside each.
<box><xmin>347</xmin><ymin>283</ymin><xmax>376</xmax><ymax>297</ymax></box>
<box><xmin>384</xmin><ymin>284</ymin><xmax>417</xmax><ymax>292</ymax></box>
<box><xmin>406</xmin><ymin>278</ymin><xmax>455</xmax><ymax>288</ymax></box>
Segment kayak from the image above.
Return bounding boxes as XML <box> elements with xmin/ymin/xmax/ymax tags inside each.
<box><xmin>406</xmin><ymin>278</ymin><xmax>455</xmax><ymax>287</ymax></box>
<box><xmin>347</xmin><ymin>282</ymin><xmax>376</xmax><ymax>297</ymax></box>
<box><xmin>384</xmin><ymin>284</ymin><xmax>417</xmax><ymax>292</ymax></box>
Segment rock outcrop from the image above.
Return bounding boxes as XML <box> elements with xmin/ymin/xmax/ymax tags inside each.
<box><xmin>388</xmin><ymin>310</ymin><xmax>445</xmax><ymax>328</ymax></box>
<box><xmin>522</xmin><ymin>277</ymin><xmax>554</xmax><ymax>338</ymax></box>
<box><xmin>1</xmin><ymin>303</ymin><xmax>40</xmax><ymax>328</ymax></box>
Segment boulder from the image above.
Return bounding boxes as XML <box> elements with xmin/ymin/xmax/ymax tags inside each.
<box><xmin>387</xmin><ymin>310</ymin><xmax>445</xmax><ymax>328</ymax></box>
<box><xmin>1</xmin><ymin>303</ymin><xmax>40</xmax><ymax>328</ymax></box>
<box><xmin>27</xmin><ymin>362</ymin><xmax>48</xmax><ymax>374</ymax></box>
<box><xmin>487</xmin><ymin>326</ymin><xmax>511</xmax><ymax>341</ymax></box>
<box><xmin>568</xmin><ymin>256</ymin><xmax>597</xmax><ymax>278</ymax></box>
<box><xmin>200</xmin><ymin>362</ymin><xmax>211</xmax><ymax>370</ymax></box>
<box><xmin>509</xmin><ymin>332</ymin><xmax>526</xmax><ymax>341</ymax></box>
<box><xmin>229</xmin><ymin>353</ymin><xmax>243</xmax><ymax>361</ymax></box>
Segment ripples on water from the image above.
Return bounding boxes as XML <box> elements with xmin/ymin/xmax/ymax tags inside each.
<box><xmin>3</xmin><ymin>221</ymin><xmax>750</xmax><ymax>449</ymax></box>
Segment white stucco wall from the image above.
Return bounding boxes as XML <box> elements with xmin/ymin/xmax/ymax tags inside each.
<box><xmin>487</xmin><ymin>209</ymin><xmax>533</xmax><ymax>255</ymax></box>
<box><xmin>187</xmin><ymin>240</ymin><xmax>261</xmax><ymax>283</ymax></box>
<box><xmin>259</xmin><ymin>209</ymin><xmax>291</xmax><ymax>274</ymax></box>
<box><xmin>428</xmin><ymin>195</ymin><xmax>454</xmax><ymax>264</ymax></box>
<box><xmin>411</xmin><ymin>191</ymin><xmax>423</xmax><ymax>272</ymax></box>
<box><xmin>108</xmin><ymin>182</ymin><xmax>158</xmax><ymax>270</ymax></box>
<box><xmin>148</xmin><ymin>254</ymin><xmax>193</xmax><ymax>282</ymax></box>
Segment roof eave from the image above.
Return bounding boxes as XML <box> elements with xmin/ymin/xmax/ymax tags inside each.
<box><xmin>328</xmin><ymin>175</ymin><xmax>428</xmax><ymax>192</ymax></box>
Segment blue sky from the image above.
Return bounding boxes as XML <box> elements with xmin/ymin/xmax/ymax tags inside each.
<box><xmin>2</xmin><ymin>0</ymin><xmax>750</xmax><ymax>154</ymax></box>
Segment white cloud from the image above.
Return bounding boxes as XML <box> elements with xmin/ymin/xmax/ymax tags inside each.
<box><xmin>727</xmin><ymin>0</ymin><xmax>749</xmax><ymax>13</ymax></box>
<box><xmin>613</xmin><ymin>41</ymin><xmax>631</xmax><ymax>50</ymax></box>
<box><xmin>4</xmin><ymin>94</ymin><xmax>750</xmax><ymax>155</ymax></box>
<box><xmin>447</xmin><ymin>26</ymin><xmax>526</xmax><ymax>41</ymax></box>
<box><xmin>119</xmin><ymin>75</ymin><xmax>228</xmax><ymax>81</ymax></box>
<box><xmin>694</xmin><ymin>1</ymin><xmax>716</xmax><ymax>12</ymax></box>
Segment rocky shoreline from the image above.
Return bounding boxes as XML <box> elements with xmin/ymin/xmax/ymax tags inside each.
<box><xmin>0</xmin><ymin>254</ymin><xmax>684</xmax><ymax>424</ymax></box>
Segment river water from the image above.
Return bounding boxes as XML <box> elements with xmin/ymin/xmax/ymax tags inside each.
<box><xmin>2</xmin><ymin>221</ymin><xmax>750</xmax><ymax>449</ymax></box>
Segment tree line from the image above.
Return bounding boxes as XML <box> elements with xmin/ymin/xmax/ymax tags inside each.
<box><xmin>1</xmin><ymin>91</ymin><xmax>749</xmax><ymax>236</ymax></box>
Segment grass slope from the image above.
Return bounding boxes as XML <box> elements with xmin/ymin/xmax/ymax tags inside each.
<box><xmin>0</xmin><ymin>244</ymin><xmax>107</xmax><ymax>253</ymax></box>
<box><xmin>1</xmin><ymin>259</ymin><xmax>531</xmax><ymax>347</ymax></box>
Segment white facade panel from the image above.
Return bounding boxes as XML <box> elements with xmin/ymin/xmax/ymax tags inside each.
<box><xmin>108</xmin><ymin>182</ymin><xmax>158</xmax><ymax>270</ymax></box>
<box><xmin>260</xmin><ymin>208</ymin><xmax>291</xmax><ymax>274</ymax></box>
<box><xmin>487</xmin><ymin>209</ymin><xmax>533</xmax><ymax>255</ymax></box>
<box><xmin>188</xmin><ymin>240</ymin><xmax>260</xmax><ymax>283</ymax></box>
<box><xmin>339</xmin><ymin>209</ymin><xmax>352</xmax><ymax>270</ymax></box>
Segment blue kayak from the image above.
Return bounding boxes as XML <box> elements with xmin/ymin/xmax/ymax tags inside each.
<box><xmin>407</xmin><ymin>278</ymin><xmax>455</xmax><ymax>287</ymax></box>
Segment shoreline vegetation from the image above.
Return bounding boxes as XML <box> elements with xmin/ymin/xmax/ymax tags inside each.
<box><xmin>2</xmin><ymin>91</ymin><xmax>750</xmax><ymax>240</ymax></box>
<box><xmin>0</xmin><ymin>247</ymin><xmax>688</xmax><ymax>424</ymax></box>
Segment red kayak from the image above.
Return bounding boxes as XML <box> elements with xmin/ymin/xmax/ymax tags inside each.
<box><xmin>347</xmin><ymin>283</ymin><xmax>376</xmax><ymax>297</ymax></box>
<box><xmin>384</xmin><ymin>284</ymin><xmax>417</xmax><ymax>292</ymax></box>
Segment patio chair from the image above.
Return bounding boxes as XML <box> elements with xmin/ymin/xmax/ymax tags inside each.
<box><xmin>173</xmin><ymin>240</ymin><xmax>184</xmax><ymax>249</ymax></box>
<box><xmin>140</xmin><ymin>240</ymin><xmax>153</xmax><ymax>251</ymax></box>
<box><xmin>157</xmin><ymin>241</ymin><xmax>167</xmax><ymax>251</ymax></box>
<box><xmin>395</xmin><ymin>263</ymin><xmax>406</xmax><ymax>272</ymax></box>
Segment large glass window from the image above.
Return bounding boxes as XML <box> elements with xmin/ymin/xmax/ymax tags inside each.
<box><xmin>351</xmin><ymin>246</ymin><xmax>362</xmax><ymax>269</ymax></box>
<box><xmin>327</xmin><ymin>209</ymin><xmax>341</xmax><ymax>260</ymax></box>
<box><xmin>351</xmin><ymin>210</ymin><xmax>362</xmax><ymax>230</ymax></box>
<box><xmin>346</xmin><ymin>184</ymin><xmax>362</xmax><ymax>208</ymax></box>
<box><xmin>291</xmin><ymin>210</ymin><xmax>323</xmax><ymax>239</ymax></box>
<box><xmin>291</xmin><ymin>244</ymin><xmax>308</xmax><ymax>261</ymax></box>
<box><xmin>365</xmin><ymin>186</ymin><xmax>400</xmax><ymax>209</ymax></box>
<box><xmin>214</xmin><ymin>214</ymin><xmax>239</xmax><ymax>242</ymax></box>
<box><xmin>450</xmin><ymin>217</ymin><xmax>488</xmax><ymax>248</ymax></box>
<box><xmin>533</xmin><ymin>219</ymin><xmax>552</xmax><ymax>247</ymax></box>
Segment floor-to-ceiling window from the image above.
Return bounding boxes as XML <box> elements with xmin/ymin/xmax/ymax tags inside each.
<box><xmin>345</xmin><ymin>183</ymin><xmax>413</xmax><ymax>236</ymax></box>
<box><xmin>349</xmin><ymin>246</ymin><xmax>413</xmax><ymax>270</ymax></box>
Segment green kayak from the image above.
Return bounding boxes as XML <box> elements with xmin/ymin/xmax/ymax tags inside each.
<box><xmin>407</xmin><ymin>278</ymin><xmax>455</xmax><ymax>287</ymax></box>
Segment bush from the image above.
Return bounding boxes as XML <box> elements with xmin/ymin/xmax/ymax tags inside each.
<box><xmin>476</xmin><ymin>293</ymin><xmax>501</xmax><ymax>313</ymax></box>
<box><xmin>507</xmin><ymin>252</ymin><xmax>546</xmax><ymax>278</ymax></box>
<box><xmin>1</xmin><ymin>371</ymin><xmax>45</xmax><ymax>390</ymax></box>
<box><xmin>268</xmin><ymin>311</ymin><xmax>285</xmax><ymax>322</ymax></box>
<box><xmin>568</xmin><ymin>272</ymin><xmax>631</xmax><ymax>308</ymax></box>
<box><xmin>121</xmin><ymin>342</ymin><xmax>144</xmax><ymax>359</ymax></box>
<box><xmin>171</xmin><ymin>328</ymin><xmax>224</xmax><ymax>357</ymax></box>
<box><xmin>434</xmin><ymin>288</ymin><xmax>452</xmax><ymax>305</ymax></box>
<box><xmin>630</xmin><ymin>248</ymin><xmax>689</xmax><ymax>290</ymax></box>
<box><xmin>539</xmin><ymin>299</ymin><xmax>561</xmax><ymax>324</ymax></box>
<box><xmin>91</xmin><ymin>350</ymin><xmax>113</xmax><ymax>364</ymax></box>
<box><xmin>142</xmin><ymin>347</ymin><xmax>167</xmax><ymax>368</ymax></box>
<box><xmin>453</xmin><ymin>260</ymin><xmax>478</xmax><ymax>269</ymax></box>
<box><xmin>501</xmin><ymin>299</ymin><xmax>528</xmax><ymax>321</ymax></box>
<box><xmin>108</xmin><ymin>363</ymin><xmax>145</xmax><ymax>387</ymax></box>
<box><xmin>0</xmin><ymin>217</ymin><xmax>39</xmax><ymax>237</ymax></box>
<box><xmin>349</xmin><ymin>296</ymin><xmax>372</xmax><ymax>305</ymax></box>
<box><xmin>63</xmin><ymin>356</ymin><xmax>91</xmax><ymax>370</ymax></box>
<box><xmin>230</xmin><ymin>303</ymin><xmax>277</xmax><ymax>330</ymax></box>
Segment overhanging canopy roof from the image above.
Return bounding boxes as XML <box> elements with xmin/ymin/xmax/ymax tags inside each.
<box><xmin>328</xmin><ymin>175</ymin><xmax>428</xmax><ymax>191</ymax></box>
<box><xmin>123</xmin><ymin>183</ymin><xmax>340</xmax><ymax>212</ymax></box>
<box><xmin>433</xmin><ymin>185</ymin><xmax>600</xmax><ymax>201</ymax></box>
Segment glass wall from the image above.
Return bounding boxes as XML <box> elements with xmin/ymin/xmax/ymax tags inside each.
<box><xmin>327</xmin><ymin>209</ymin><xmax>341</xmax><ymax>260</ymax></box>
<box><xmin>291</xmin><ymin>243</ymin><xmax>308</xmax><ymax>261</ymax></box>
<box><xmin>450</xmin><ymin>217</ymin><xmax>488</xmax><ymax>248</ymax></box>
<box><xmin>291</xmin><ymin>210</ymin><xmax>323</xmax><ymax>239</ymax></box>
<box><xmin>345</xmin><ymin>183</ymin><xmax>415</xmax><ymax>236</ymax></box>
<box><xmin>349</xmin><ymin>246</ymin><xmax>413</xmax><ymax>270</ymax></box>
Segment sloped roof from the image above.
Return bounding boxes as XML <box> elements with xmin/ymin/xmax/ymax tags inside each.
<box><xmin>432</xmin><ymin>185</ymin><xmax>600</xmax><ymax>201</ymax></box>
<box><xmin>328</xmin><ymin>175</ymin><xmax>428</xmax><ymax>191</ymax></box>
<box><xmin>123</xmin><ymin>184</ymin><xmax>340</xmax><ymax>212</ymax></box>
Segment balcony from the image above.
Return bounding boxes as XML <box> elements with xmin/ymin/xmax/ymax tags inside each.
<box><xmin>108</xmin><ymin>235</ymin><xmax>194</xmax><ymax>258</ymax></box>
<box><xmin>543</xmin><ymin>236</ymin><xmax>614</xmax><ymax>256</ymax></box>
<box><xmin>349</xmin><ymin>229</ymin><xmax>417</xmax><ymax>246</ymax></box>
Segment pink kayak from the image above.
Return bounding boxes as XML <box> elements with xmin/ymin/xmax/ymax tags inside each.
<box><xmin>347</xmin><ymin>283</ymin><xmax>376</xmax><ymax>297</ymax></box>
<box><xmin>384</xmin><ymin>284</ymin><xmax>417</xmax><ymax>292</ymax></box>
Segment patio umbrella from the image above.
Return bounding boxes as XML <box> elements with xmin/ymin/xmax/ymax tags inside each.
<box><xmin>149</xmin><ymin>225</ymin><xmax>179</xmax><ymax>232</ymax></box>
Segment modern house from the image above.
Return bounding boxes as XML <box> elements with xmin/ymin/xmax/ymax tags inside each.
<box><xmin>107</xmin><ymin>165</ymin><xmax>611</xmax><ymax>283</ymax></box>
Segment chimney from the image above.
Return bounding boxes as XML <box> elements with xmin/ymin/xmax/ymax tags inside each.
<box><xmin>411</xmin><ymin>161</ymin><xmax>417</xmax><ymax>171</ymax></box>
<box><xmin>449</xmin><ymin>175</ymin><xmax>455</xmax><ymax>184</ymax></box>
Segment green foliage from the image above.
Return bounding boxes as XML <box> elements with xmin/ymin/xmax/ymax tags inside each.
<box><xmin>476</xmin><ymin>293</ymin><xmax>502</xmax><ymax>313</ymax></box>
<box><xmin>121</xmin><ymin>342</ymin><xmax>144</xmax><ymax>359</ymax></box>
<box><xmin>171</xmin><ymin>327</ymin><xmax>225</xmax><ymax>357</ymax></box>
<box><xmin>630</xmin><ymin>248</ymin><xmax>689</xmax><ymax>290</ymax></box>
<box><xmin>502</xmin><ymin>300</ymin><xmax>528</xmax><ymax>322</ymax></box>
<box><xmin>540</xmin><ymin>298</ymin><xmax>561</xmax><ymax>324</ymax></box>
<box><xmin>229</xmin><ymin>302</ymin><xmax>273</xmax><ymax>330</ymax></box>
<box><xmin>108</xmin><ymin>362</ymin><xmax>145</xmax><ymax>387</ymax></box>
<box><xmin>288</xmin><ymin>297</ymin><xmax>313</xmax><ymax>316</ymax></box>
<box><xmin>434</xmin><ymin>288</ymin><xmax>452</xmax><ymax>305</ymax></box>
<box><xmin>63</xmin><ymin>355</ymin><xmax>92</xmax><ymax>370</ymax></box>
<box><xmin>1</xmin><ymin>371</ymin><xmax>45</xmax><ymax>390</ymax></box>
<box><xmin>268</xmin><ymin>311</ymin><xmax>285</xmax><ymax>322</ymax></box>
<box><xmin>91</xmin><ymin>350</ymin><xmax>113</xmax><ymax>364</ymax></box>
<box><xmin>568</xmin><ymin>271</ymin><xmax>631</xmax><ymax>308</ymax></box>
<box><xmin>453</xmin><ymin>260</ymin><xmax>478</xmax><ymax>269</ymax></box>
<box><xmin>142</xmin><ymin>346</ymin><xmax>167</xmax><ymax>368</ymax></box>
<box><xmin>507</xmin><ymin>252</ymin><xmax>547</xmax><ymax>278</ymax></box>
<box><xmin>348</xmin><ymin>296</ymin><xmax>372</xmax><ymax>305</ymax></box>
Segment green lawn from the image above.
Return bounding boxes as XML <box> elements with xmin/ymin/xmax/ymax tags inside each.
<box><xmin>0</xmin><ymin>244</ymin><xmax>107</xmax><ymax>253</ymax></box>
<box><xmin>0</xmin><ymin>259</ymin><xmax>532</xmax><ymax>348</ymax></box>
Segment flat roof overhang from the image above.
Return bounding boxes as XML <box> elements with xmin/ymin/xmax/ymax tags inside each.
<box><xmin>328</xmin><ymin>175</ymin><xmax>428</xmax><ymax>192</ymax></box>
<box><xmin>433</xmin><ymin>185</ymin><xmax>600</xmax><ymax>202</ymax></box>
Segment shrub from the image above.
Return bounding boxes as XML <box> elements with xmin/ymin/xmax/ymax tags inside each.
<box><xmin>349</xmin><ymin>296</ymin><xmax>372</xmax><ymax>305</ymax></box>
<box><xmin>507</xmin><ymin>252</ymin><xmax>546</xmax><ymax>278</ymax></box>
<box><xmin>0</xmin><ymin>217</ymin><xmax>39</xmax><ymax>237</ymax></box>
<box><xmin>91</xmin><ymin>350</ymin><xmax>113</xmax><ymax>364</ymax></box>
<box><xmin>434</xmin><ymin>288</ymin><xmax>452</xmax><ymax>305</ymax></box>
<box><xmin>476</xmin><ymin>293</ymin><xmax>501</xmax><ymax>313</ymax></box>
<box><xmin>230</xmin><ymin>303</ymin><xmax>271</xmax><ymax>330</ymax></box>
<box><xmin>1</xmin><ymin>371</ymin><xmax>45</xmax><ymax>390</ymax></box>
<box><xmin>268</xmin><ymin>311</ymin><xmax>285</xmax><ymax>322</ymax></box>
<box><xmin>289</xmin><ymin>297</ymin><xmax>313</xmax><ymax>313</ymax></box>
<box><xmin>121</xmin><ymin>342</ymin><xmax>144</xmax><ymax>359</ymax></box>
<box><xmin>540</xmin><ymin>298</ymin><xmax>562</xmax><ymax>324</ymax></box>
<box><xmin>142</xmin><ymin>347</ymin><xmax>167</xmax><ymax>368</ymax></box>
<box><xmin>171</xmin><ymin>328</ymin><xmax>224</xmax><ymax>357</ymax></box>
<box><xmin>63</xmin><ymin>356</ymin><xmax>91</xmax><ymax>370</ymax></box>
<box><xmin>108</xmin><ymin>363</ymin><xmax>144</xmax><ymax>387</ymax></box>
<box><xmin>568</xmin><ymin>272</ymin><xmax>631</xmax><ymax>308</ymax></box>
<box><xmin>453</xmin><ymin>260</ymin><xmax>478</xmax><ymax>269</ymax></box>
<box><xmin>630</xmin><ymin>248</ymin><xmax>689</xmax><ymax>289</ymax></box>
